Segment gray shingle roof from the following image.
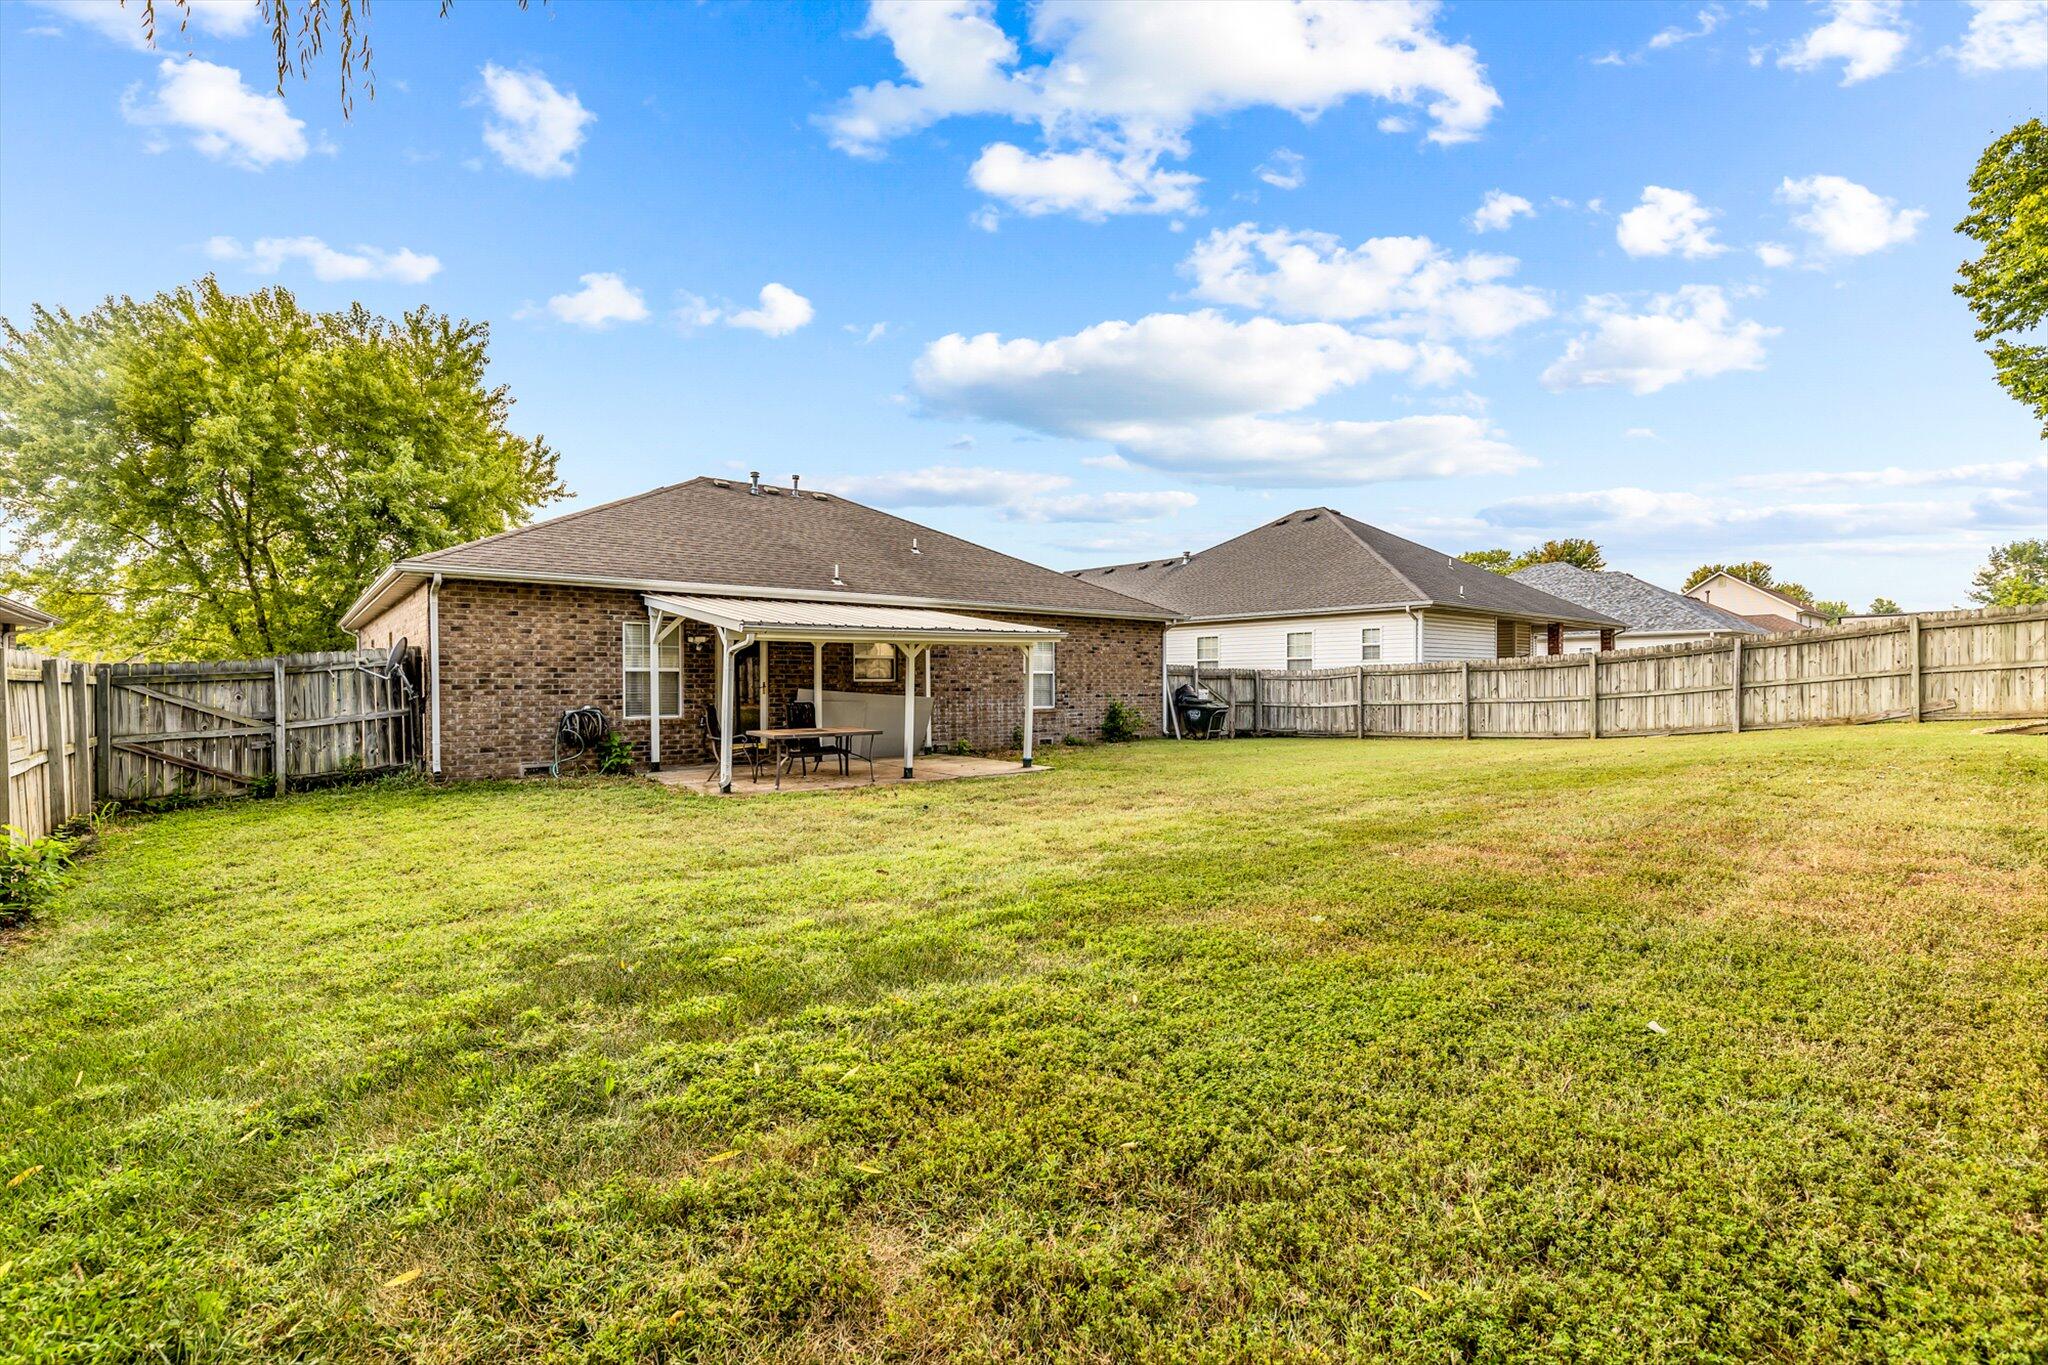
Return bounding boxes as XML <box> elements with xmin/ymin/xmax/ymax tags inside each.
<box><xmin>1508</xmin><ymin>563</ymin><xmax>1767</xmax><ymax>635</ymax></box>
<box><xmin>0</xmin><ymin>593</ymin><xmax>57</xmax><ymax>631</ymax></box>
<box><xmin>1070</xmin><ymin>509</ymin><xmax>1621</xmax><ymax>628</ymax></box>
<box><xmin>357</xmin><ymin>477</ymin><xmax>1172</xmax><ymax>622</ymax></box>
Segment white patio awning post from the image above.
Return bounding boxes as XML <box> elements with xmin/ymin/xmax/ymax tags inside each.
<box><xmin>922</xmin><ymin>648</ymin><xmax>933</xmax><ymax>752</ymax></box>
<box><xmin>900</xmin><ymin>643</ymin><xmax>921</xmax><ymax>779</ymax></box>
<box><xmin>1020</xmin><ymin>643</ymin><xmax>1035</xmax><ymax>768</ymax></box>
<box><xmin>812</xmin><ymin>641</ymin><xmax>824</xmax><ymax>725</ymax></box>
<box><xmin>647</xmin><ymin>603</ymin><xmax>664</xmax><ymax>769</ymax></box>
<box><xmin>716</xmin><ymin>626</ymin><xmax>745</xmax><ymax>792</ymax></box>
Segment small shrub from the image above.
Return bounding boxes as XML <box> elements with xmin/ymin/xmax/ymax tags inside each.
<box><xmin>1100</xmin><ymin>700</ymin><xmax>1142</xmax><ymax>744</ymax></box>
<box><xmin>1063</xmin><ymin>733</ymin><xmax>1090</xmax><ymax>747</ymax></box>
<box><xmin>595</xmin><ymin>732</ymin><xmax>634</xmax><ymax>775</ymax></box>
<box><xmin>1</xmin><ymin>829</ymin><xmax>75</xmax><ymax>926</ymax></box>
<box><xmin>944</xmin><ymin>739</ymin><xmax>974</xmax><ymax>756</ymax></box>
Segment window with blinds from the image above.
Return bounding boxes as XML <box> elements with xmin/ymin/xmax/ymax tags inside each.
<box><xmin>622</xmin><ymin>620</ymin><xmax>682</xmax><ymax>719</ymax></box>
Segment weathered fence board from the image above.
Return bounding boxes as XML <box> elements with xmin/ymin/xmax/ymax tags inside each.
<box><xmin>5</xmin><ymin>646</ymin><xmax>417</xmax><ymax>844</ymax></box>
<box><xmin>1168</xmin><ymin>606</ymin><xmax>2048</xmax><ymax>744</ymax></box>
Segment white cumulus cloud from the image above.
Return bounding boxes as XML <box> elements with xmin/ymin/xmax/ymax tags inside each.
<box><xmin>969</xmin><ymin>142</ymin><xmax>1199</xmax><ymax>218</ymax></box>
<box><xmin>1541</xmin><ymin>286</ymin><xmax>1776</xmax><ymax>394</ymax></box>
<box><xmin>820</xmin><ymin>0</ymin><xmax>1501</xmax><ymax>220</ymax></box>
<box><xmin>1181</xmin><ymin>224</ymin><xmax>1551</xmax><ymax>343</ymax></box>
<box><xmin>726</xmin><ymin>283</ymin><xmax>816</xmax><ymax>336</ymax></box>
<box><xmin>542</xmin><ymin>273</ymin><xmax>649</xmax><ymax>329</ymax></box>
<box><xmin>1256</xmin><ymin>148</ymin><xmax>1307</xmax><ymax>191</ymax></box>
<box><xmin>1779</xmin><ymin>0</ymin><xmax>1910</xmax><ymax>84</ymax></box>
<box><xmin>477</xmin><ymin>64</ymin><xmax>593</xmax><ymax>178</ymax></box>
<box><xmin>1953</xmin><ymin>0</ymin><xmax>2047</xmax><ymax>71</ymax></box>
<box><xmin>1754</xmin><ymin>242</ymin><xmax>1796</xmax><ymax>268</ymax></box>
<box><xmin>910</xmin><ymin>309</ymin><xmax>1530</xmax><ymax>486</ymax></box>
<box><xmin>825</xmin><ymin>464</ymin><xmax>1198</xmax><ymax>523</ymax></box>
<box><xmin>1616</xmin><ymin>186</ymin><xmax>1726</xmax><ymax>259</ymax></box>
<box><xmin>1777</xmin><ymin>174</ymin><xmax>1924</xmax><ymax>255</ymax></box>
<box><xmin>205</xmin><ymin>235</ymin><xmax>441</xmax><ymax>284</ymax></box>
<box><xmin>1469</xmin><ymin>190</ymin><xmax>1534</xmax><ymax>233</ymax></box>
<box><xmin>31</xmin><ymin>0</ymin><xmax>258</xmax><ymax>48</ymax></box>
<box><xmin>122</xmin><ymin>58</ymin><xmax>306</xmax><ymax>168</ymax></box>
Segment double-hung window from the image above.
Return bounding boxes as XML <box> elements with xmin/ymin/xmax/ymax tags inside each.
<box><xmin>1360</xmin><ymin>627</ymin><xmax>1382</xmax><ymax>662</ymax></box>
<box><xmin>1195</xmin><ymin>635</ymin><xmax>1220</xmax><ymax>669</ymax></box>
<box><xmin>1286</xmin><ymin>631</ymin><xmax>1314</xmax><ymax>673</ymax></box>
<box><xmin>852</xmin><ymin>641</ymin><xmax>898</xmax><ymax>682</ymax></box>
<box><xmin>1030</xmin><ymin>641</ymin><xmax>1056</xmax><ymax>708</ymax></box>
<box><xmin>622</xmin><ymin>620</ymin><xmax>682</xmax><ymax>719</ymax></box>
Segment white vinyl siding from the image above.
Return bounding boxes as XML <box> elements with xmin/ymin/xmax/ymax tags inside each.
<box><xmin>1285</xmin><ymin>632</ymin><xmax>1314</xmax><ymax>671</ymax></box>
<box><xmin>1030</xmin><ymin>641</ymin><xmax>1055</xmax><ymax>708</ymax></box>
<box><xmin>1164</xmin><ymin>611</ymin><xmax>1420</xmax><ymax>670</ymax></box>
<box><xmin>622</xmin><ymin>620</ymin><xmax>682</xmax><ymax>719</ymax></box>
<box><xmin>1421</xmin><ymin>610</ymin><xmax>1497</xmax><ymax>661</ymax></box>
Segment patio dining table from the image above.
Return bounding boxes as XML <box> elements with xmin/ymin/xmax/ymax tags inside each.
<box><xmin>745</xmin><ymin>725</ymin><xmax>883</xmax><ymax>789</ymax></box>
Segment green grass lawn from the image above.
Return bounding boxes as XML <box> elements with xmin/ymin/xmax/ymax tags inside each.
<box><xmin>2</xmin><ymin>727</ymin><xmax>2045</xmax><ymax>1362</ymax></box>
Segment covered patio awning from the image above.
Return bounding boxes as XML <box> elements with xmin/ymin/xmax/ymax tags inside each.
<box><xmin>641</xmin><ymin>593</ymin><xmax>1066</xmax><ymax>644</ymax></box>
<box><xmin>641</xmin><ymin>593</ymin><xmax>1064</xmax><ymax>791</ymax></box>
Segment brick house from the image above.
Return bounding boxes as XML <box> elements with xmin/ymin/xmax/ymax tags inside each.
<box><xmin>339</xmin><ymin>474</ymin><xmax>1173</xmax><ymax>785</ymax></box>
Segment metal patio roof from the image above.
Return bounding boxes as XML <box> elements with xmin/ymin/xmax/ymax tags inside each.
<box><xmin>642</xmin><ymin>593</ymin><xmax>1066</xmax><ymax>644</ymax></box>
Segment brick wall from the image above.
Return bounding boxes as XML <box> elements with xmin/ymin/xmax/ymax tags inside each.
<box><xmin>354</xmin><ymin>580</ymin><xmax>430</xmax><ymax>654</ymax></box>
<box><xmin>362</xmin><ymin>578</ymin><xmax>1163</xmax><ymax>780</ymax></box>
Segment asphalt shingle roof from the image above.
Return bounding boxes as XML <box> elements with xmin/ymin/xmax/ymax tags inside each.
<box><xmin>385</xmin><ymin>477</ymin><xmax>1171</xmax><ymax>620</ymax></box>
<box><xmin>1069</xmin><ymin>509</ymin><xmax>1621</xmax><ymax>628</ymax></box>
<box><xmin>1508</xmin><ymin>563</ymin><xmax>1768</xmax><ymax>635</ymax></box>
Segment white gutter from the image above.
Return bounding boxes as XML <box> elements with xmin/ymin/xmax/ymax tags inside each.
<box><xmin>428</xmin><ymin>573</ymin><xmax>443</xmax><ymax>776</ymax></box>
<box><xmin>1406</xmin><ymin>604</ymin><xmax>1423</xmax><ymax>662</ymax></box>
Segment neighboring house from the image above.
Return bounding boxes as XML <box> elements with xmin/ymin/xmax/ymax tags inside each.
<box><xmin>0</xmin><ymin>593</ymin><xmax>57</xmax><ymax>648</ymax></box>
<box><xmin>1508</xmin><ymin>563</ymin><xmax>1767</xmax><ymax>654</ymax></box>
<box><xmin>1684</xmin><ymin>572</ymin><xmax>1829</xmax><ymax>632</ymax></box>
<box><xmin>1068</xmin><ymin>507</ymin><xmax>1621</xmax><ymax>671</ymax></box>
<box><xmin>340</xmin><ymin>474</ymin><xmax>1174</xmax><ymax>782</ymax></box>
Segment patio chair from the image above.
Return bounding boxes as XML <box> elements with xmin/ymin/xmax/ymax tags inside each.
<box><xmin>786</xmin><ymin>700</ymin><xmax>851</xmax><ymax>776</ymax></box>
<box><xmin>699</xmin><ymin>702</ymin><xmax>765</xmax><ymax>782</ymax></box>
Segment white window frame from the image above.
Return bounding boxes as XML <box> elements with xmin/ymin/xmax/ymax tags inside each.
<box><xmin>1030</xmin><ymin>640</ymin><xmax>1056</xmax><ymax>709</ymax></box>
<box><xmin>852</xmin><ymin>641</ymin><xmax>898</xmax><ymax>683</ymax></box>
<box><xmin>622</xmin><ymin>620</ymin><xmax>683</xmax><ymax>720</ymax></box>
<box><xmin>1360</xmin><ymin>626</ymin><xmax>1381</xmax><ymax>663</ymax></box>
<box><xmin>1195</xmin><ymin>635</ymin><xmax>1220</xmax><ymax>668</ymax></box>
<box><xmin>1286</xmin><ymin>631</ymin><xmax>1314</xmax><ymax>673</ymax></box>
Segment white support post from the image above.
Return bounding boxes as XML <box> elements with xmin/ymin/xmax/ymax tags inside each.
<box><xmin>900</xmin><ymin>644</ymin><xmax>918</xmax><ymax>779</ymax></box>
<box><xmin>922</xmin><ymin>648</ymin><xmax>933</xmax><ymax>752</ymax></box>
<box><xmin>1020</xmin><ymin>644</ymin><xmax>1036</xmax><ymax>768</ymax></box>
<box><xmin>647</xmin><ymin>605</ymin><xmax>663</xmax><ymax>769</ymax></box>
<box><xmin>812</xmin><ymin>641</ymin><xmax>824</xmax><ymax>725</ymax></box>
<box><xmin>717</xmin><ymin>627</ymin><xmax>740</xmax><ymax>792</ymax></box>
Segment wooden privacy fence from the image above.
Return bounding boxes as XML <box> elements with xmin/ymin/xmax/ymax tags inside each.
<box><xmin>3</xmin><ymin>647</ymin><xmax>418</xmax><ymax>844</ymax></box>
<box><xmin>1169</xmin><ymin>605</ymin><xmax>2048</xmax><ymax>742</ymax></box>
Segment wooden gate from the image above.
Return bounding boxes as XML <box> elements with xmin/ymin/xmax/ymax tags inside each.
<box><xmin>100</xmin><ymin>649</ymin><xmax>418</xmax><ymax>801</ymax></box>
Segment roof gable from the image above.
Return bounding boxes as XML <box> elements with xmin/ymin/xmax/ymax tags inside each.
<box><xmin>362</xmin><ymin>477</ymin><xmax>1172</xmax><ymax>622</ymax></box>
<box><xmin>1072</xmin><ymin>508</ymin><xmax>1620</xmax><ymax>627</ymax></box>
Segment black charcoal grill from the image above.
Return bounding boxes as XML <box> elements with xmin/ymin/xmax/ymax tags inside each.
<box><xmin>1174</xmin><ymin>681</ymin><xmax>1230</xmax><ymax>738</ymax></box>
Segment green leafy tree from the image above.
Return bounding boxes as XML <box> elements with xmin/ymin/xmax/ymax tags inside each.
<box><xmin>1683</xmin><ymin>561</ymin><xmax>1777</xmax><ymax>593</ymax></box>
<box><xmin>1969</xmin><ymin>539</ymin><xmax>2048</xmax><ymax>606</ymax></box>
<box><xmin>0</xmin><ymin>277</ymin><xmax>562</xmax><ymax>659</ymax></box>
<box><xmin>1457</xmin><ymin>548</ymin><xmax>1516</xmax><ymax>571</ymax></box>
<box><xmin>1808</xmin><ymin>599</ymin><xmax>1850</xmax><ymax>623</ymax></box>
<box><xmin>1515</xmin><ymin>538</ymin><xmax>1607</xmax><ymax>571</ymax></box>
<box><xmin>1869</xmin><ymin>597</ymin><xmax>1901</xmax><ymax>614</ymax></box>
<box><xmin>1956</xmin><ymin>119</ymin><xmax>2048</xmax><ymax>438</ymax></box>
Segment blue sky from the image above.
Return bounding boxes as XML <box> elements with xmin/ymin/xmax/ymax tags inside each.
<box><xmin>3</xmin><ymin>0</ymin><xmax>2044</xmax><ymax>608</ymax></box>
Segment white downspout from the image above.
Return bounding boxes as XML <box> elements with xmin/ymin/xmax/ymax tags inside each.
<box><xmin>1406</xmin><ymin>604</ymin><xmax>1423</xmax><ymax>664</ymax></box>
<box><xmin>647</xmin><ymin>604</ymin><xmax>663</xmax><ymax>769</ymax></box>
<box><xmin>428</xmin><ymin>573</ymin><xmax>443</xmax><ymax>776</ymax></box>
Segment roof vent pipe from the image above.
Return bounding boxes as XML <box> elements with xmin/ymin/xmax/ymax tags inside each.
<box><xmin>791</xmin><ymin>474</ymin><xmax>800</xmax><ymax>494</ymax></box>
<box><xmin>1182</xmin><ymin>550</ymin><xmax>1192</xmax><ymax>564</ymax></box>
<box><xmin>749</xmin><ymin>470</ymin><xmax>762</xmax><ymax>495</ymax></box>
<box><xmin>911</xmin><ymin>537</ymin><xmax>922</xmax><ymax>555</ymax></box>
<box><xmin>831</xmin><ymin>563</ymin><xmax>845</xmax><ymax>586</ymax></box>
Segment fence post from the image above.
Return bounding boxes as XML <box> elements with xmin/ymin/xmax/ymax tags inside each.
<box><xmin>1907</xmin><ymin>616</ymin><xmax>1922</xmax><ymax>723</ymax></box>
<box><xmin>1729</xmin><ymin>637</ymin><xmax>1743</xmax><ymax>734</ymax></box>
<box><xmin>41</xmin><ymin>657</ymin><xmax>68</xmax><ymax>830</ymax></box>
<box><xmin>1461</xmin><ymin>660</ymin><xmax>1473</xmax><ymax>740</ymax></box>
<box><xmin>270</xmin><ymin>656</ymin><xmax>289</xmax><ymax>795</ymax></box>
<box><xmin>0</xmin><ymin>651</ymin><xmax>11</xmax><ymax>842</ymax></box>
<box><xmin>1587</xmin><ymin>651</ymin><xmax>1599</xmax><ymax>739</ymax></box>
<box><xmin>1356</xmin><ymin>666</ymin><xmax>1365</xmax><ymax>738</ymax></box>
<box><xmin>69</xmin><ymin>662</ymin><xmax>90</xmax><ymax>814</ymax></box>
<box><xmin>1251</xmin><ymin>670</ymin><xmax>1262</xmax><ymax>737</ymax></box>
<box><xmin>95</xmin><ymin>664</ymin><xmax>113</xmax><ymax>798</ymax></box>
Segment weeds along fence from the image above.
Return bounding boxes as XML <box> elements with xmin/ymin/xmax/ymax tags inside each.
<box><xmin>1169</xmin><ymin>606</ymin><xmax>2048</xmax><ymax>742</ymax></box>
<box><xmin>3</xmin><ymin>647</ymin><xmax>419</xmax><ymax>844</ymax></box>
